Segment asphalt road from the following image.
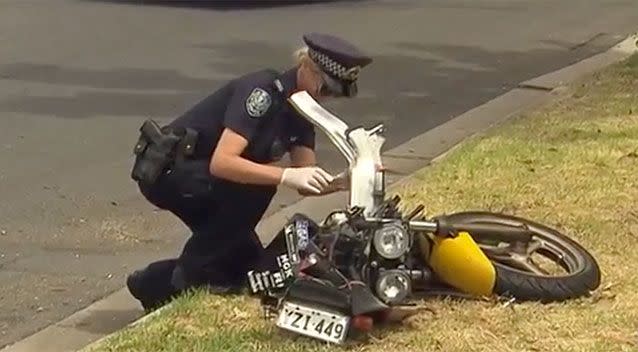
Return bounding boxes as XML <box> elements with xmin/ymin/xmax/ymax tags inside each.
<box><xmin>0</xmin><ymin>0</ymin><xmax>636</xmax><ymax>348</ymax></box>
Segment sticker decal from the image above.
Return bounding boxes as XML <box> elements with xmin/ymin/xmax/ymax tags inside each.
<box><xmin>246</xmin><ymin>254</ymin><xmax>295</xmax><ymax>294</ymax></box>
<box><xmin>295</xmin><ymin>220</ymin><xmax>309</xmax><ymax>250</ymax></box>
<box><xmin>245</xmin><ymin>87</ymin><xmax>272</xmax><ymax>118</ymax></box>
<box><xmin>277</xmin><ymin>254</ymin><xmax>295</xmax><ymax>279</ymax></box>
<box><xmin>284</xmin><ymin>223</ymin><xmax>300</xmax><ymax>265</ymax></box>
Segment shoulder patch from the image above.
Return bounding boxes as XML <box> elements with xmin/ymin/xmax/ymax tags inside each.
<box><xmin>245</xmin><ymin>87</ymin><xmax>272</xmax><ymax>118</ymax></box>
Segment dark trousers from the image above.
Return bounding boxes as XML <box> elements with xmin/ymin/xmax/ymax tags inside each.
<box><xmin>129</xmin><ymin>159</ymin><xmax>277</xmax><ymax>309</ymax></box>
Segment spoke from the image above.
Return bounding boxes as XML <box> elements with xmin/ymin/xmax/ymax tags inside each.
<box><xmin>526</xmin><ymin>239</ymin><xmax>544</xmax><ymax>256</ymax></box>
<box><xmin>478</xmin><ymin>244</ymin><xmax>510</xmax><ymax>256</ymax></box>
<box><xmin>479</xmin><ymin>237</ymin><xmax>559</xmax><ymax>276</ymax></box>
<box><xmin>516</xmin><ymin>257</ymin><xmax>551</xmax><ymax>276</ymax></box>
<box><xmin>499</xmin><ymin>254</ymin><xmax>551</xmax><ymax>275</ymax></box>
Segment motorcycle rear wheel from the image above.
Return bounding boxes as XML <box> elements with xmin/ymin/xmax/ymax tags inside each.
<box><xmin>437</xmin><ymin>211</ymin><xmax>601</xmax><ymax>303</ymax></box>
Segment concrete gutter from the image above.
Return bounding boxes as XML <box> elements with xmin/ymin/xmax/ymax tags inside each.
<box><xmin>2</xmin><ymin>32</ymin><xmax>636</xmax><ymax>352</ymax></box>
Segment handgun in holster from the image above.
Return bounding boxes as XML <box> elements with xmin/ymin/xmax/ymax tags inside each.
<box><xmin>130</xmin><ymin>119</ymin><xmax>198</xmax><ymax>185</ymax></box>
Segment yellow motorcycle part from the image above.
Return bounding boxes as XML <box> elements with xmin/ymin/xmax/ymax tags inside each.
<box><xmin>423</xmin><ymin>231</ymin><xmax>496</xmax><ymax>297</ymax></box>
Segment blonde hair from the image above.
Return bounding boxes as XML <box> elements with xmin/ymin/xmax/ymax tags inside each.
<box><xmin>293</xmin><ymin>46</ymin><xmax>320</xmax><ymax>73</ymax></box>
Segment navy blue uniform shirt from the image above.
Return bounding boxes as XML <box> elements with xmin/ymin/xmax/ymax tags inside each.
<box><xmin>168</xmin><ymin>68</ymin><xmax>315</xmax><ymax>164</ymax></box>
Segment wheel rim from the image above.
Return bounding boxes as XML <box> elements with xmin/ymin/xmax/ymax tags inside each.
<box><xmin>478</xmin><ymin>235</ymin><xmax>577</xmax><ymax>276</ymax></box>
<box><xmin>449</xmin><ymin>216</ymin><xmax>587</xmax><ymax>277</ymax></box>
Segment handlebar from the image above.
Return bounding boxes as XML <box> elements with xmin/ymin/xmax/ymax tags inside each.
<box><xmin>409</xmin><ymin>218</ymin><xmax>533</xmax><ymax>242</ymax></box>
<box><xmin>407</xmin><ymin>219</ymin><xmax>439</xmax><ymax>233</ymax></box>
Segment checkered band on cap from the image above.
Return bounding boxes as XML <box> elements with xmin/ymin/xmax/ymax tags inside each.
<box><xmin>308</xmin><ymin>48</ymin><xmax>361</xmax><ymax>81</ymax></box>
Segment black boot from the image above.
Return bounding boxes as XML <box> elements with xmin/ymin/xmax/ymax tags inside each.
<box><xmin>126</xmin><ymin>259</ymin><xmax>181</xmax><ymax>313</ymax></box>
<box><xmin>126</xmin><ymin>270</ymin><xmax>157</xmax><ymax>313</ymax></box>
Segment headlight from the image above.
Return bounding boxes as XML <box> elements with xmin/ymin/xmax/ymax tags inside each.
<box><xmin>375</xmin><ymin>269</ymin><xmax>411</xmax><ymax>304</ymax></box>
<box><xmin>372</xmin><ymin>223</ymin><xmax>410</xmax><ymax>259</ymax></box>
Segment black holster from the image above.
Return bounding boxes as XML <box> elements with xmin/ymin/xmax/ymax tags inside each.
<box><xmin>131</xmin><ymin>119</ymin><xmax>198</xmax><ymax>185</ymax></box>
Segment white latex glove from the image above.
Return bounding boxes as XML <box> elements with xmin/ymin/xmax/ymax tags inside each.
<box><xmin>280</xmin><ymin>166</ymin><xmax>334</xmax><ymax>194</ymax></box>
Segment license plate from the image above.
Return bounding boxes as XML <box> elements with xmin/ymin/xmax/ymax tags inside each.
<box><xmin>276</xmin><ymin>301</ymin><xmax>350</xmax><ymax>344</ymax></box>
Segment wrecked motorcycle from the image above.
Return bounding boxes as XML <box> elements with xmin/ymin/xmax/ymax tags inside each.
<box><xmin>246</xmin><ymin>91</ymin><xmax>601</xmax><ymax>344</ymax></box>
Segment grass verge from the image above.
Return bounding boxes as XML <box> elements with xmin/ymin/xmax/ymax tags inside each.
<box><xmin>89</xmin><ymin>54</ymin><xmax>638</xmax><ymax>352</ymax></box>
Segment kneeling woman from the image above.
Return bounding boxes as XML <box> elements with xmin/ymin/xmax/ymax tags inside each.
<box><xmin>126</xmin><ymin>33</ymin><xmax>373</xmax><ymax>311</ymax></box>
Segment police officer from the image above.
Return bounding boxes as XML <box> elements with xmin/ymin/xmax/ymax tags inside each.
<box><xmin>126</xmin><ymin>33</ymin><xmax>373</xmax><ymax>311</ymax></box>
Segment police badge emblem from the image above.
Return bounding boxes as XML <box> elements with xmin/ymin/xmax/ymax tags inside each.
<box><xmin>245</xmin><ymin>88</ymin><xmax>272</xmax><ymax>118</ymax></box>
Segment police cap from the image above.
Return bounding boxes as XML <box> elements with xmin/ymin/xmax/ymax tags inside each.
<box><xmin>303</xmin><ymin>33</ymin><xmax>372</xmax><ymax>97</ymax></box>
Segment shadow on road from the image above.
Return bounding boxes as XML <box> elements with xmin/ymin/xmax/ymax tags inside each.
<box><xmin>83</xmin><ymin>0</ymin><xmax>363</xmax><ymax>11</ymax></box>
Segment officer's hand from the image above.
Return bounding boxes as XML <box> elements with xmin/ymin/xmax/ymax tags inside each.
<box><xmin>280</xmin><ymin>166</ymin><xmax>334</xmax><ymax>194</ymax></box>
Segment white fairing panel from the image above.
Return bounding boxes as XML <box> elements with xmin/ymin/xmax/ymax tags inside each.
<box><xmin>288</xmin><ymin>91</ymin><xmax>386</xmax><ymax>216</ymax></box>
<box><xmin>287</xmin><ymin>92</ymin><xmax>355</xmax><ymax>163</ymax></box>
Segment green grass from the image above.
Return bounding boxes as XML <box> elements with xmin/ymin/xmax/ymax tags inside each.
<box><xmin>88</xmin><ymin>54</ymin><xmax>638</xmax><ymax>352</ymax></box>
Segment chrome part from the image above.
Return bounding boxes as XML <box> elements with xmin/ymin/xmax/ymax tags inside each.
<box><xmin>360</xmin><ymin>217</ymin><xmax>398</xmax><ymax>224</ymax></box>
<box><xmin>407</xmin><ymin>220</ymin><xmax>439</xmax><ymax>233</ymax></box>
<box><xmin>375</xmin><ymin>269</ymin><xmax>412</xmax><ymax>304</ymax></box>
<box><xmin>308</xmin><ymin>253</ymin><xmax>319</xmax><ymax>265</ymax></box>
<box><xmin>409</xmin><ymin>269</ymin><xmax>432</xmax><ymax>282</ymax></box>
<box><xmin>405</xmin><ymin>205</ymin><xmax>425</xmax><ymax>221</ymax></box>
<box><xmin>323</xmin><ymin>211</ymin><xmax>349</xmax><ymax>228</ymax></box>
<box><xmin>372</xmin><ymin>223</ymin><xmax>410</xmax><ymax>259</ymax></box>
